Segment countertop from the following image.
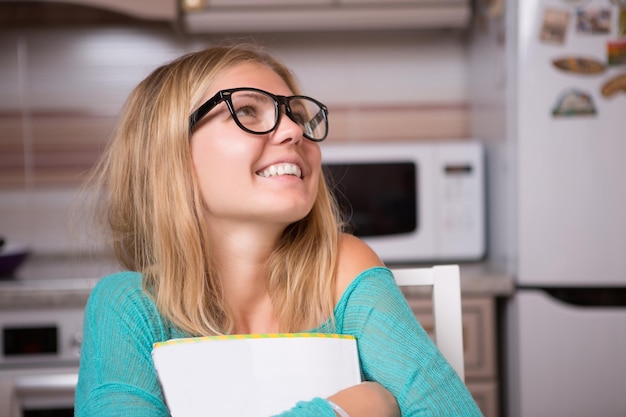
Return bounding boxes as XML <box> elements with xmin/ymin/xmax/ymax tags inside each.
<box><xmin>0</xmin><ymin>254</ymin><xmax>117</xmax><ymax>310</ymax></box>
<box><xmin>0</xmin><ymin>256</ymin><xmax>515</xmax><ymax>310</ymax></box>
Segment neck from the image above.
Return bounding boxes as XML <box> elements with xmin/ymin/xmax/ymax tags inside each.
<box><xmin>207</xmin><ymin>222</ymin><xmax>284</xmax><ymax>334</ymax></box>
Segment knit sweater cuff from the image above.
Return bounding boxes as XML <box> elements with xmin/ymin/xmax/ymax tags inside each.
<box><xmin>273</xmin><ymin>397</ymin><xmax>337</xmax><ymax>417</ymax></box>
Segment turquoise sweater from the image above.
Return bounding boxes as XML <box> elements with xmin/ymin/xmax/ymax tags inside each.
<box><xmin>75</xmin><ymin>267</ymin><xmax>482</xmax><ymax>416</ymax></box>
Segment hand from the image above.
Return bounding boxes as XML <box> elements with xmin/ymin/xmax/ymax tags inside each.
<box><xmin>327</xmin><ymin>381</ymin><xmax>400</xmax><ymax>417</ymax></box>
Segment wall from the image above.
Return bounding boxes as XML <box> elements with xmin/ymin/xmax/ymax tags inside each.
<box><xmin>0</xmin><ymin>24</ymin><xmax>470</xmax><ymax>255</ymax></box>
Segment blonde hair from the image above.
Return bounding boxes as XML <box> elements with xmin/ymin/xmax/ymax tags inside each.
<box><xmin>86</xmin><ymin>44</ymin><xmax>343</xmax><ymax>335</ymax></box>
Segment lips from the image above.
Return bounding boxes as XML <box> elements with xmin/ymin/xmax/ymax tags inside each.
<box><xmin>256</xmin><ymin>162</ymin><xmax>303</xmax><ymax>179</ymax></box>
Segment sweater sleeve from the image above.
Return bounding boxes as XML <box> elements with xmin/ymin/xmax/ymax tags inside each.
<box><xmin>273</xmin><ymin>397</ymin><xmax>339</xmax><ymax>417</ymax></box>
<box><xmin>337</xmin><ymin>267</ymin><xmax>483</xmax><ymax>417</ymax></box>
<box><xmin>75</xmin><ymin>272</ymin><xmax>172</xmax><ymax>417</ymax></box>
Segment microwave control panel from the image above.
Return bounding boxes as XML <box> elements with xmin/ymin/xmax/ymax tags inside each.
<box><xmin>436</xmin><ymin>144</ymin><xmax>485</xmax><ymax>259</ymax></box>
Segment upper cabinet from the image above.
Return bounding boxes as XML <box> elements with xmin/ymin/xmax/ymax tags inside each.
<box><xmin>181</xmin><ymin>0</ymin><xmax>472</xmax><ymax>33</ymax></box>
<box><xmin>75</xmin><ymin>0</ymin><xmax>177</xmax><ymax>20</ymax></box>
<box><xmin>0</xmin><ymin>0</ymin><xmax>178</xmax><ymax>21</ymax></box>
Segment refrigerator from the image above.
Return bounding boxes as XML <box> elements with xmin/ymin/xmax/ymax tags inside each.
<box><xmin>469</xmin><ymin>0</ymin><xmax>626</xmax><ymax>416</ymax></box>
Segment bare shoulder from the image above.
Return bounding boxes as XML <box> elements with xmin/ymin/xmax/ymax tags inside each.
<box><xmin>334</xmin><ymin>233</ymin><xmax>385</xmax><ymax>302</ymax></box>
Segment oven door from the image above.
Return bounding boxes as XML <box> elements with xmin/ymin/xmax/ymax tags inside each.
<box><xmin>0</xmin><ymin>366</ymin><xmax>77</xmax><ymax>417</ymax></box>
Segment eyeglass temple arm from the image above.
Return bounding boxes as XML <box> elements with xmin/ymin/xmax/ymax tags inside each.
<box><xmin>189</xmin><ymin>93</ymin><xmax>226</xmax><ymax>132</ymax></box>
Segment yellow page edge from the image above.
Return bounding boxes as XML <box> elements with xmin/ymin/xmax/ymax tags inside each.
<box><xmin>153</xmin><ymin>333</ymin><xmax>356</xmax><ymax>349</ymax></box>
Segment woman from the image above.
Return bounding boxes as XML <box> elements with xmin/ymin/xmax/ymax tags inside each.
<box><xmin>75</xmin><ymin>44</ymin><xmax>482</xmax><ymax>417</ymax></box>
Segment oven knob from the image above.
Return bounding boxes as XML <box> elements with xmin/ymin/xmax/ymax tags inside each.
<box><xmin>71</xmin><ymin>332</ymin><xmax>83</xmax><ymax>357</ymax></box>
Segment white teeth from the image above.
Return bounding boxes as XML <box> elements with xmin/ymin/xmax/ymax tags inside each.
<box><xmin>258</xmin><ymin>163</ymin><xmax>302</xmax><ymax>179</ymax></box>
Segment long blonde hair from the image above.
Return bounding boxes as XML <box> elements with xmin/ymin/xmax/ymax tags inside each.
<box><xmin>86</xmin><ymin>44</ymin><xmax>343</xmax><ymax>335</ymax></box>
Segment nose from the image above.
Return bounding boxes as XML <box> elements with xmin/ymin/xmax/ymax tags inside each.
<box><xmin>271</xmin><ymin>107</ymin><xmax>303</xmax><ymax>145</ymax></box>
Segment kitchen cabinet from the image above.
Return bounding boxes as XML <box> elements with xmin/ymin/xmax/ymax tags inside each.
<box><xmin>406</xmin><ymin>295</ymin><xmax>499</xmax><ymax>417</ymax></box>
<box><xmin>93</xmin><ymin>0</ymin><xmax>177</xmax><ymax>20</ymax></box>
<box><xmin>202</xmin><ymin>0</ymin><xmax>331</xmax><ymax>5</ymax></box>
<box><xmin>181</xmin><ymin>0</ymin><xmax>471</xmax><ymax>32</ymax></box>
<box><xmin>15</xmin><ymin>0</ymin><xmax>178</xmax><ymax>20</ymax></box>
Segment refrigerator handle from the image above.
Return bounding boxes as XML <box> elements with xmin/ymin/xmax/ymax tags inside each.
<box><xmin>526</xmin><ymin>287</ymin><xmax>626</xmax><ymax>307</ymax></box>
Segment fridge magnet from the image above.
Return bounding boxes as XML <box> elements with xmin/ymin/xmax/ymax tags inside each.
<box><xmin>601</xmin><ymin>72</ymin><xmax>626</xmax><ymax>98</ymax></box>
<box><xmin>540</xmin><ymin>8</ymin><xmax>571</xmax><ymax>44</ymax></box>
<box><xmin>619</xmin><ymin>7</ymin><xmax>626</xmax><ymax>36</ymax></box>
<box><xmin>607</xmin><ymin>40</ymin><xmax>626</xmax><ymax>66</ymax></box>
<box><xmin>552</xmin><ymin>88</ymin><xmax>597</xmax><ymax>116</ymax></box>
<box><xmin>552</xmin><ymin>57</ymin><xmax>607</xmax><ymax>74</ymax></box>
<box><xmin>576</xmin><ymin>7</ymin><xmax>611</xmax><ymax>34</ymax></box>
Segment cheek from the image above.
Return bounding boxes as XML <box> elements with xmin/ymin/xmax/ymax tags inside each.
<box><xmin>190</xmin><ymin>133</ymin><xmax>257</xmax><ymax>208</ymax></box>
<box><xmin>191</xmin><ymin>141</ymin><xmax>210</xmax><ymax>182</ymax></box>
<box><xmin>190</xmin><ymin>137</ymin><xmax>222</xmax><ymax>199</ymax></box>
<box><xmin>307</xmin><ymin>145</ymin><xmax>323</xmax><ymax>183</ymax></box>
<box><xmin>191</xmin><ymin>130</ymin><xmax>235</xmax><ymax>179</ymax></box>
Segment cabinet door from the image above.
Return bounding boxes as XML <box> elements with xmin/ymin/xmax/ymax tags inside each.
<box><xmin>406</xmin><ymin>296</ymin><xmax>496</xmax><ymax>379</ymax></box>
<box><xmin>407</xmin><ymin>295</ymin><xmax>498</xmax><ymax>417</ymax></box>
<box><xmin>461</xmin><ymin>297</ymin><xmax>496</xmax><ymax>379</ymax></box>
<box><xmin>466</xmin><ymin>380</ymin><xmax>499</xmax><ymax>417</ymax></box>
<box><xmin>76</xmin><ymin>0</ymin><xmax>176</xmax><ymax>19</ymax></box>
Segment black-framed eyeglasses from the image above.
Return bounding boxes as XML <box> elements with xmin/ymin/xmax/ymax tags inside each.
<box><xmin>188</xmin><ymin>87</ymin><xmax>329</xmax><ymax>142</ymax></box>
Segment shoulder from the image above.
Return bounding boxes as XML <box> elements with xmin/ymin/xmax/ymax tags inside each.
<box><xmin>84</xmin><ymin>270</ymin><xmax>178</xmax><ymax>341</ymax></box>
<box><xmin>85</xmin><ymin>271</ymin><xmax>155</xmax><ymax>325</ymax></box>
<box><xmin>88</xmin><ymin>271</ymin><xmax>144</xmax><ymax>304</ymax></box>
<box><xmin>334</xmin><ymin>233</ymin><xmax>385</xmax><ymax>302</ymax></box>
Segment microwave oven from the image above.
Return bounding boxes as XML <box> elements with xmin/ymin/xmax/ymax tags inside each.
<box><xmin>320</xmin><ymin>141</ymin><xmax>485</xmax><ymax>264</ymax></box>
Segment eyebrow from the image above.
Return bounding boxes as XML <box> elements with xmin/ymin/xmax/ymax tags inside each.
<box><xmin>235</xmin><ymin>91</ymin><xmax>273</xmax><ymax>102</ymax></box>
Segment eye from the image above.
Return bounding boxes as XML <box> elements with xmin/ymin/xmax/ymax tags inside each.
<box><xmin>230</xmin><ymin>91</ymin><xmax>272</xmax><ymax>124</ymax></box>
<box><xmin>233</xmin><ymin>103</ymin><xmax>259</xmax><ymax>119</ymax></box>
<box><xmin>289</xmin><ymin>104</ymin><xmax>309</xmax><ymax>126</ymax></box>
<box><xmin>291</xmin><ymin>111</ymin><xmax>308</xmax><ymax>126</ymax></box>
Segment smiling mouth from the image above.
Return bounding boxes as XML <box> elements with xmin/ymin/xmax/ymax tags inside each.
<box><xmin>256</xmin><ymin>163</ymin><xmax>303</xmax><ymax>179</ymax></box>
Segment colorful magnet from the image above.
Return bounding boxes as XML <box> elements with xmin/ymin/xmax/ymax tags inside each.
<box><xmin>608</xmin><ymin>40</ymin><xmax>626</xmax><ymax>66</ymax></box>
<box><xmin>540</xmin><ymin>8</ymin><xmax>571</xmax><ymax>44</ymax></box>
<box><xmin>576</xmin><ymin>7</ymin><xmax>611</xmax><ymax>34</ymax></box>
<box><xmin>552</xmin><ymin>57</ymin><xmax>607</xmax><ymax>74</ymax></box>
<box><xmin>601</xmin><ymin>72</ymin><xmax>626</xmax><ymax>98</ymax></box>
<box><xmin>552</xmin><ymin>88</ymin><xmax>597</xmax><ymax>117</ymax></box>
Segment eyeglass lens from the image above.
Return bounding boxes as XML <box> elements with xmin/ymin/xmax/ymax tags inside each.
<box><xmin>229</xmin><ymin>89</ymin><xmax>327</xmax><ymax>141</ymax></box>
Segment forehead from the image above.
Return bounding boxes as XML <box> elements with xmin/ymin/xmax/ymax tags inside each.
<box><xmin>207</xmin><ymin>62</ymin><xmax>293</xmax><ymax>99</ymax></box>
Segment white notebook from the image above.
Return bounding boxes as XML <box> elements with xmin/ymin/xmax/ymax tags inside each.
<box><xmin>152</xmin><ymin>333</ymin><xmax>362</xmax><ymax>417</ymax></box>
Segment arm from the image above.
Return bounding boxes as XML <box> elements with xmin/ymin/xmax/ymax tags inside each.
<box><xmin>339</xmin><ymin>267</ymin><xmax>483</xmax><ymax>417</ymax></box>
<box><xmin>274</xmin><ymin>382</ymin><xmax>398</xmax><ymax>417</ymax></box>
<box><xmin>327</xmin><ymin>382</ymin><xmax>400</xmax><ymax>417</ymax></box>
<box><xmin>75</xmin><ymin>272</ymin><xmax>171</xmax><ymax>417</ymax></box>
<box><xmin>274</xmin><ymin>236</ymin><xmax>401</xmax><ymax>417</ymax></box>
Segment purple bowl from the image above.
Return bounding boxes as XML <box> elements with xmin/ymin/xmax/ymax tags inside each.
<box><xmin>0</xmin><ymin>246</ymin><xmax>31</xmax><ymax>278</ymax></box>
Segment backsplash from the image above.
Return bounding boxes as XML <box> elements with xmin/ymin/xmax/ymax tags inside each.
<box><xmin>0</xmin><ymin>26</ymin><xmax>470</xmax><ymax>187</ymax></box>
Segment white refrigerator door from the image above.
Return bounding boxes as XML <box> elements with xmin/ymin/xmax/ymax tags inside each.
<box><xmin>516</xmin><ymin>0</ymin><xmax>626</xmax><ymax>285</ymax></box>
<box><xmin>508</xmin><ymin>290</ymin><xmax>626</xmax><ymax>417</ymax></box>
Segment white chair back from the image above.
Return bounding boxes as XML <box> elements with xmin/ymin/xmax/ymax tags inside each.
<box><xmin>391</xmin><ymin>265</ymin><xmax>465</xmax><ymax>381</ymax></box>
